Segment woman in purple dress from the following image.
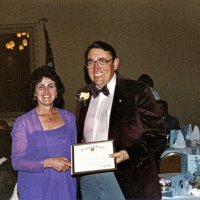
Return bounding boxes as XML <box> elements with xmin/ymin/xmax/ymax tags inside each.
<box><xmin>11</xmin><ymin>66</ymin><xmax>77</xmax><ymax>200</ymax></box>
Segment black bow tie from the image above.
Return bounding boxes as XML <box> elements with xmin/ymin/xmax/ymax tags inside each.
<box><xmin>89</xmin><ymin>83</ymin><xmax>110</xmax><ymax>98</ymax></box>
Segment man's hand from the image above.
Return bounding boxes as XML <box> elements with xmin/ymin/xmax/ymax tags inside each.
<box><xmin>110</xmin><ymin>150</ymin><xmax>129</xmax><ymax>164</ymax></box>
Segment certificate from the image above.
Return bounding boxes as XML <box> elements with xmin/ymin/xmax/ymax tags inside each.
<box><xmin>71</xmin><ymin>140</ymin><xmax>116</xmax><ymax>175</ymax></box>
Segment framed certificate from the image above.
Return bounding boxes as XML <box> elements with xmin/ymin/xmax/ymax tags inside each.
<box><xmin>71</xmin><ymin>140</ymin><xmax>116</xmax><ymax>175</ymax></box>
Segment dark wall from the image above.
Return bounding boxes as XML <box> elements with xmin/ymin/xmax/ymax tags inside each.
<box><xmin>0</xmin><ymin>0</ymin><xmax>199</xmax><ymax>127</ymax></box>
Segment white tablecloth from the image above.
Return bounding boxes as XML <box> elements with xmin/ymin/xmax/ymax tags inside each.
<box><xmin>162</xmin><ymin>196</ymin><xmax>199</xmax><ymax>199</ymax></box>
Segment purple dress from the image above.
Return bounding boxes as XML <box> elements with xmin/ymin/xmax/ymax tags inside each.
<box><xmin>11</xmin><ymin>108</ymin><xmax>77</xmax><ymax>200</ymax></box>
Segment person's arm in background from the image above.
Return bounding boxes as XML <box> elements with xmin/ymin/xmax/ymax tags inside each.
<box><xmin>0</xmin><ymin>159</ymin><xmax>17</xmax><ymax>200</ymax></box>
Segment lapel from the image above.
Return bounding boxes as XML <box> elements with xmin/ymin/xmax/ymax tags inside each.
<box><xmin>77</xmin><ymin>89</ymin><xmax>91</xmax><ymax>113</ymax></box>
<box><xmin>76</xmin><ymin>86</ymin><xmax>92</xmax><ymax>142</ymax></box>
<box><xmin>108</xmin><ymin>76</ymin><xmax>127</xmax><ymax>136</ymax></box>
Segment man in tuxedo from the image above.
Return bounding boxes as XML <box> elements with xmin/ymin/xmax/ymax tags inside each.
<box><xmin>137</xmin><ymin>73</ymin><xmax>160</xmax><ymax>100</ymax></box>
<box><xmin>156</xmin><ymin>100</ymin><xmax>180</xmax><ymax>133</ymax></box>
<box><xmin>75</xmin><ymin>41</ymin><xmax>167</xmax><ymax>200</ymax></box>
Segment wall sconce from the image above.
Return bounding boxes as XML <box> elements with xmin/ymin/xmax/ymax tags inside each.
<box><xmin>5</xmin><ymin>32</ymin><xmax>29</xmax><ymax>51</ymax></box>
<box><xmin>22</xmin><ymin>39</ymin><xmax>28</xmax><ymax>46</ymax></box>
<box><xmin>19</xmin><ymin>44</ymin><xmax>24</xmax><ymax>50</ymax></box>
<box><xmin>9</xmin><ymin>41</ymin><xmax>15</xmax><ymax>49</ymax></box>
<box><xmin>5</xmin><ymin>42</ymin><xmax>11</xmax><ymax>49</ymax></box>
<box><xmin>16</xmin><ymin>32</ymin><xmax>22</xmax><ymax>37</ymax></box>
<box><xmin>5</xmin><ymin>40</ymin><xmax>15</xmax><ymax>50</ymax></box>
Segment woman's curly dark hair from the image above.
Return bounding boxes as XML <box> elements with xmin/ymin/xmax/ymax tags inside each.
<box><xmin>30</xmin><ymin>66</ymin><xmax>65</xmax><ymax>108</ymax></box>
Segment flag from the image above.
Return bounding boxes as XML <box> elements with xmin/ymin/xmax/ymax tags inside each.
<box><xmin>43</xmin><ymin>24</ymin><xmax>55</xmax><ymax>69</ymax></box>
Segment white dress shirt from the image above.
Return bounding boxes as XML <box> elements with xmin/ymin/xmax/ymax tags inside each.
<box><xmin>83</xmin><ymin>74</ymin><xmax>116</xmax><ymax>142</ymax></box>
<box><xmin>0</xmin><ymin>157</ymin><xmax>7</xmax><ymax>165</ymax></box>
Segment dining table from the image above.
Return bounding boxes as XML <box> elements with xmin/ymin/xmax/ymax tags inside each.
<box><xmin>160</xmin><ymin>172</ymin><xmax>200</xmax><ymax>200</ymax></box>
<box><xmin>160</xmin><ymin>131</ymin><xmax>200</xmax><ymax>199</ymax></box>
<box><xmin>162</xmin><ymin>196</ymin><xmax>200</xmax><ymax>199</ymax></box>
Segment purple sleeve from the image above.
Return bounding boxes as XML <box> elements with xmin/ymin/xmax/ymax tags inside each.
<box><xmin>11</xmin><ymin>117</ymin><xmax>44</xmax><ymax>173</ymax></box>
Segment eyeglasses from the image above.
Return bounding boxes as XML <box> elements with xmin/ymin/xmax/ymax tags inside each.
<box><xmin>86</xmin><ymin>58</ymin><xmax>113</xmax><ymax>69</ymax></box>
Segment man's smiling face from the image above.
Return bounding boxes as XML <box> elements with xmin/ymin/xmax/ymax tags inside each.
<box><xmin>86</xmin><ymin>48</ymin><xmax>119</xmax><ymax>88</ymax></box>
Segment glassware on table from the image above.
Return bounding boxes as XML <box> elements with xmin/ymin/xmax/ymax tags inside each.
<box><xmin>159</xmin><ymin>177</ymin><xmax>172</xmax><ymax>192</ymax></box>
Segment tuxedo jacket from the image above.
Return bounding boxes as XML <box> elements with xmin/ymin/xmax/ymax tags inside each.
<box><xmin>75</xmin><ymin>75</ymin><xmax>167</xmax><ymax>200</ymax></box>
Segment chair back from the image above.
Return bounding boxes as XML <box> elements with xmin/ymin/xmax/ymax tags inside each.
<box><xmin>159</xmin><ymin>152</ymin><xmax>181</xmax><ymax>174</ymax></box>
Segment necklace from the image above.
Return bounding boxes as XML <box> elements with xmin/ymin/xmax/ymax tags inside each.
<box><xmin>36</xmin><ymin>108</ymin><xmax>56</xmax><ymax>121</ymax></box>
<box><xmin>48</xmin><ymin>112</ymin><xmax>56</xmax><ymax>120</ymax></box>
<box><xmin>48</xmin><ymin>113</ymin><xmax>53</xmax><ymax>120</ymax></box>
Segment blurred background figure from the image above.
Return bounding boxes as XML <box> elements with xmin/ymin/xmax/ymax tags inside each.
<box><xmin>0</xmin><ymin>119</ymin><xmax>10</xmax><ymax>130</ymax></box>
<box><xmin>157</xmin><ymin>100</ymin><xmax>180</xmax><ymax>134</ymax></box>
<box><xmin>0</xmin><ymin>119</ymin><xmax>17</xmax><ymax>200</ymax></box>
<box><xmin>138</xmin><ymin>73</ymin><xmax>160</xmax><ymax>100</ymax></box>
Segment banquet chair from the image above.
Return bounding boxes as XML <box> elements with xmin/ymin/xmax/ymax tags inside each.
<box><xmin>159</xmin><ymin>152</ymin><xmax>181</xmax><ymax>174</ymax></box>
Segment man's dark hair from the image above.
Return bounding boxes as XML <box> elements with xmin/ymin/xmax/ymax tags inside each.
<box><xmin>84</xmin><ymin>41</ymin><xmax>117</xmax><ymax>61</ymax></box>
<box><xmin>138</xmin><ymin>74</ymin><xmax>154</xmax><ymax>88</ymax></box>
<box><xmin>30</xmin><ymin>66</ymin><xmax>65</xmax><ymax>108</ymax></box>
<box><xmin>156</xmin><ymin>100</ymin><xmax>168</xmax><ymax>110</ymax></box>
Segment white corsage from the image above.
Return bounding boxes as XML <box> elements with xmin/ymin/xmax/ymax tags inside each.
<box><xmin>78</xmin><ymin>92</ymin><xmax>90</xmax><ymax>105</ymax></box>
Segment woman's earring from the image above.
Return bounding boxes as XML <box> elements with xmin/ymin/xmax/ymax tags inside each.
<box><xmin>34</xmin><ymin>95</ymin><xmax>37</xmax><ymax>100</ymax></box>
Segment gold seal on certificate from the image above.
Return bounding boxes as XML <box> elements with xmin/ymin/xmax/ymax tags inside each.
<box><xmin>71</xmin><ymin>140</ymin><xmax>116</xmax><ymax>175</ymax></box>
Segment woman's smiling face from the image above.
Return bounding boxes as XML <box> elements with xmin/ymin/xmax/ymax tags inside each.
<box><xmin>35</xmin><ymin>77</ymin><xmax>57</xmax><ymax>107</ymax></box>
